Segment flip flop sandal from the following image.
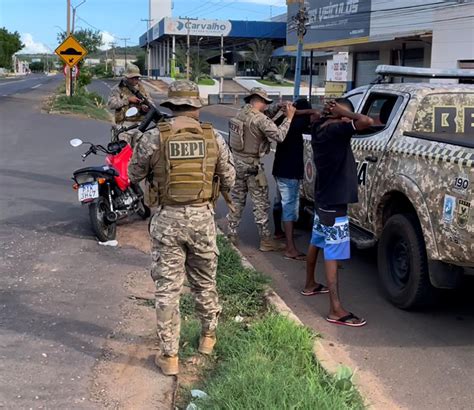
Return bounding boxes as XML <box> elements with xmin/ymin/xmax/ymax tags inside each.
<box><xmin>300</xmin><ymin>284</ymin><xmax>329</xmax><ymax>296</ymax></box>
<box><xmin>284</xmin><ymin>253</ymin><xmax>306</xmax><ymax>261</ymax></box>
<box><xmin>326</xmin><ymin>313</ymin><xmax>367</xmax><ymax>327</ymax></box>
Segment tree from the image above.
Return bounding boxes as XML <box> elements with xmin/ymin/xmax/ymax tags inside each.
<box><xmin>273</xmin><ymin>60</ymin><xmax>290</xmax><ymax>83</ymax></box>
<box><xmin>57</xmin><ymin>28</ymin><xmax>102</xmax><ymax>58</ymax></box>
<box><xmin>174</xmin><ymin>42</ymin><xmax>210</xmax><ymax>82</ymax></box>
<box><xmin>0</xmin><ymin>28</ymin><xmax>24</xmax><ymax>69</ymax></box>
<box><xmin>248</xmin><ymin>40</ymin><xmax>274</xmax><ymax>79</ymax></box>
<box><xmin>133</xmin><ymin>52</ymin><xmax>146</xmax><ymax>74</ymax></box>
<box><xmin>29</xmin><ymin>61</ymin><xmax>45</xmax><ymax>72</ymax></box>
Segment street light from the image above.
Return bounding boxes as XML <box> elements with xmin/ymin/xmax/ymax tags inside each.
<box><xmin>72</xmin><ymin>0</ymin><xmax>86</xmax><ymax>33</ymax></box>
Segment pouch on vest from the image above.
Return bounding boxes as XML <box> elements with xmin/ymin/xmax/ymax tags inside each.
<box><xmin>156</xmin><ymin>122</ymin><xmax>218</xmax><ymax>205</ymax></box>
<box><xmin>229</xmin><ymin>118</ymin><xmax>244</xmax><ymax>152</ymax></box>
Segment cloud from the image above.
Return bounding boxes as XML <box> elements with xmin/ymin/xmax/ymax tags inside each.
<box><xmin>99</xmin><ymin>31</ymin><xmax>115</xmax><ymax>50</ymax></box>
<box><xmin>17</xmin><ymin>33</ymin><xmax>50</xmax><ymax>54</ymax></box>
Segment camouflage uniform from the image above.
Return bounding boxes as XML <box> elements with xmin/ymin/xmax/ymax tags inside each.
<box><xmin>227</xmin><ymin>88</ymin><xmax>292</xmax><ymax>241</ymax></box>
<box><xmin>107</xmin><ymin>64</ymin><xmax>154</xmax><ymax>147</ymax></box>
<box><xmin>128</xmin><ymin>81</ymin><xmax>235</xmax><ymax>359</ymax></box>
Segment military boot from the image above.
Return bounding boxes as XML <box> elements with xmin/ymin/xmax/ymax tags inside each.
<box><xmin>155</xmin><ymin>354</ymin><xmax>179</xmax><ymax>376</ymax></box>
<box><xmin>198</xmin><ymin>333</ymin><xmax>216</xmax><ymax>355</ymax></box>
<box><xmin>259</xmin><ymin>237</ymin><xmax>286</xmax><ymax>252</ymax></box>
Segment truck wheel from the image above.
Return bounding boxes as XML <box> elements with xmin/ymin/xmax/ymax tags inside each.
<box><xmin>89</xmin><ymin>197</ymin><xmax>116</xmax><ymax>242</ymax></box>
<box><xmin>377</xmin><ymin>213</ymin><xmax>434</xmax><ymax>309</ymax></box>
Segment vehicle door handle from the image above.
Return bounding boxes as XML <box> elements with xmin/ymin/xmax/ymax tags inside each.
<box><xmin>365</xmin><ymin>155</ymin><xmax>378</xmax><ymax>163</ymax></box>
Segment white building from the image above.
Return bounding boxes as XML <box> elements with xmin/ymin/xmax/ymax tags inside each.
<box><xmin>286</xmin><ymin>0</ymin><xmax>474</xmax><ymax>87</ymax></box>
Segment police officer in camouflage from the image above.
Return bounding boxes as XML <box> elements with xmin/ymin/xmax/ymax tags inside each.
<box><xmin>128</xmin><ymin>80</ymin><xmax>235</xmax><ymax>376</ymax></box>
<box><xmin>227</xmin><ymin>87</ymin><xmax>296</xmax><ymax>251</ymax></box>
<box><xmin>107</xmin><ymin>63</ymin><xmax>154</xmax><ymax>147</ymax></box>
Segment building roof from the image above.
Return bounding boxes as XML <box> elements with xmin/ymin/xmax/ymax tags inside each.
<box><xmin>139</xmin><ymin>17</ymin><xmax>286</xmax><ymax>46</ymax></box>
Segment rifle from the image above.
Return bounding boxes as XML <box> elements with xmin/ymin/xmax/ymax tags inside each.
<box><xmin>120</xmin><ymin>79</ymin><xmax>170</xmax><ymax>133</ymax></box>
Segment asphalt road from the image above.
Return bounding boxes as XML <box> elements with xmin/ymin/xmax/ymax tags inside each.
<box><xmin>0</xmin><ymin>73</ymin><xmax>59</xmax><ymax>97</ymax></box>
<box><xmin>0</xmin><ymin>77</ymin><xmax>151</xmax><ymax>408</ymax></box>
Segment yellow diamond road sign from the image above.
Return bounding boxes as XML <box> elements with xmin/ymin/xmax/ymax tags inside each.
<box><xmin>55</xmin><ymin>35</ymin><xmax>88</xmax><ymax>67</ymax></box>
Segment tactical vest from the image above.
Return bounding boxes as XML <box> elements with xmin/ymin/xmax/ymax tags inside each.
<box><xmin>154</xmin><ymin>117</ymin><xmax>218</xmax><ymax>205</ymax></box>
<box><xmin>229</xmin><ymin>105</ymin><xmax>269</xmax><ymax>158</ymax></box>
<box><xmin>114</xmin><ymin>84</ymin><xmax>147</xmax><ymax>124</ymax></box>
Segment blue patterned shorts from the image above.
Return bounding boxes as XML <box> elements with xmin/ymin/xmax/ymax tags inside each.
<box><xmin>310</xmin><ymin>213</ymin><xmax>350</xmax><ymax>260</ymax></box>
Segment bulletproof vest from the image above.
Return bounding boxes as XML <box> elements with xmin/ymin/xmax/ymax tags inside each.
<box><xmin>114</xmin><ymin>83</ymin><xmax>147</xmax><ymax>124</ymax></box>
<box><xmin>154</xmin><ymin>116</ymin><xmax>218</xmax><ymax>205</ymax></box>
<box><xmin>229</xmin><ymin>105</ymin><xmax>269</xmax><ymax>158</ymax></box>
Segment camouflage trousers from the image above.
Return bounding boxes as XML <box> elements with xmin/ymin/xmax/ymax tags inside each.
<box><xmin>149</xmin><ymin>204</ymin><xmax>221</xmax><ymax>356</ymax></box>
<box><xmin>227</xmin><ymin>156</ymin><xmax>271</xmax><ymax>239</ymax></box>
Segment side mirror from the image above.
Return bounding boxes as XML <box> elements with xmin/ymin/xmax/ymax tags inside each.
<box><xmin>125</xmin><ymin>107</ymin><xmax>139</xmax><ymax>117</ymax></box>
<box><xmin>70</xmin><ymin>138</ymin><xmax>83</xmax><ymax>147</ymax></box>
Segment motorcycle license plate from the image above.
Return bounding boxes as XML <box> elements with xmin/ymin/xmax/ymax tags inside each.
<box><xmin>78</xmin><ymin>182</ymin><xmax>99</xmax><ymax>202</ymax></box>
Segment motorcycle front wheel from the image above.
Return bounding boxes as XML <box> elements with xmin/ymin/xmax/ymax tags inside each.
<box><xmin>89</xmin><ymin>196</ymin><xmax>117</xmax><ymax>242</ymax></box>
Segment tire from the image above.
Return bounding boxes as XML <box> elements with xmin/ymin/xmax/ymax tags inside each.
<box><xmin>377</xmin><ymin>213</ymin><xmax>434</xmax><ymax>309</ymax></box>
<box><xmin>89</xmin><ymin>196</ymin><xmax>117</xmax><ymax>242</ymax></box>
<box><xmin>137</xmin><ymin>200</ymin><xmax>151</xmax><ymax>219</ymax></box>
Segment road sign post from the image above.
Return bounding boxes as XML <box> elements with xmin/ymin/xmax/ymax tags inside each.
<box><xmin>55</xmin><ymin>35</ymin><xmax>88</xmax><ymax>97</ymax></box>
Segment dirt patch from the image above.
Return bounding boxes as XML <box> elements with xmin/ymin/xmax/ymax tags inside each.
<box><xmin>90</xmin><ymin>270</ymin><xmax>176</xmax><ymax>409</ymax></box>
<box><xmin>116</xmin><ymin>219</ymin><xmax>151</xmax><ymax>254</ymax></box>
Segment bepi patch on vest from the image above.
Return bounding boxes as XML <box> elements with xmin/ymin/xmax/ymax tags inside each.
<box><xmin>168</xmin><ymin>140</ymin><xmax>206</xmax><ymax>159</ymax></box>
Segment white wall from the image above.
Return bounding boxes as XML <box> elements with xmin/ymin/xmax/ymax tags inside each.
<box><xmin>370</xmin><ymin>0</ymin><xmax>455</xmax><ymax>39</ymax></box>
<box><xmin>431</xmin><ymin>3</ymin><xmax>474</xmax><ymax>72</ymax></box>
<box><xmin>150</xmin><ymin>0</ymin><xmax>171</xmax><ymax>26</ymax></box>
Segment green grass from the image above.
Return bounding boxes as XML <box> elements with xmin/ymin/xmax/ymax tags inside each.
<box><xmin>257</xmin><ymin>79</ymin><xmax>294</xmax><ymax>87</ymax></box>
<box><xmin>49</xmin><ymin>86</ymin><xmax>111</xmax><ymax>122</ymax></box>
<box><xmin>198</xmin><ymin>78</ymin><xmax>215</xmax><ymax>86</ymax></box>
<box><xmin>178</xmin><ymin>236</ymin><xmax>364</xmax><ymax>409</ymax></box>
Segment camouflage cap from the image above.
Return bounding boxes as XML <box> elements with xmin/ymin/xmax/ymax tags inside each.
<box><xmin>160</xmin><ymin>80</ymin><xmax>203</xmax><ymax>109</ymax></box>
<box><xmin>124</xmin><ymin>64</ymin><xmax>141</xmax><ymax>78</ymax></box>
<box><xmin>244</xmin><ymin>87</ymin><xmax>273</xmax><ymax>104</ymax></box>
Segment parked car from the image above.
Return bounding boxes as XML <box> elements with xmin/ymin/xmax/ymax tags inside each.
<box><xmin>301</xmin><ymin>65</ymin><xmax>474</xmax><ymax>309</ymax></box>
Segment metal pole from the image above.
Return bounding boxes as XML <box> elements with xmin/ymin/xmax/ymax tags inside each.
<box><xmin>308</xmin><ymin>49</ymin><xmax>313</xmax><ymax>103</ymax></box>
<box><xmin>220</xmin><ymin>34</ymin><xmax>224</xmax><ymax>102</ymax></box>
<box><xmin>293</xmin><ymin>3</ymin><xmax>307</xmax><ymax>100</ymax></box>
<box><xmin>186</xmin><ymin>18</ymin><xmax>190</xmax><ymax>80</ymax></box>
<box><xmin>171</xmin><ymin>35</ymin><xmax>176</xmax><ymax>79</ymax></box>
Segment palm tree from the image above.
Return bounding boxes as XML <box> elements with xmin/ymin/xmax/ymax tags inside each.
<box><xmin>248</xmin><ymin>40</ymin><xmax>274</xmax><ymax>79</ymax></box>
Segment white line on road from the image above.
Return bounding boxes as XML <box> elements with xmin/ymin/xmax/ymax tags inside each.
<box><xmin>31</xmin><ymin>84</ymin><xmax>42</xmax><ymax>89</ymax></box>
<box><xmin>2</xmin><ymin>94</ymin><xmax>8</xmax><ymax>97</ymax></box>
<box><xmin>0</xmin><ymin>78</ymin><xmax>29</xmax><ymax>87</ymax></box>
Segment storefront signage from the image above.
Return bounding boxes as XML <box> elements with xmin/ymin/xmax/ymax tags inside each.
<box><xmin>287</xmin><ymin>0</ymin><xmax>371</xmax><ymax>46</ymax></box>
<box><xmin>327</xmin><ymin>52</ymin><xmax>349</xmax><ymax>82</ymax></box>
<box><xmin>164</xmin><ymin>18</ymin><xmax>232</xmax><ymax>37</ymax></box>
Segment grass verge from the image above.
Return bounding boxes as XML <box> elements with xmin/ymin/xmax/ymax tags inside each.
<box><xmin>47</xmin><ymin>85</ymin><xmax>111</xmax><ymax>122</ymax></box>
<box><xmin>257</xmin><ymin>79</ymin><xmax>294</xmax><ymax>87</ymax></box>
<box><xmin>198</xmin><ymin>78</ymin><xmax>216</xmax><ymax>86</ymax></box>
<box><xmin>177</xmin><ymin>236</ymin><xmax>364</xmax><ymax>409</ymax></box>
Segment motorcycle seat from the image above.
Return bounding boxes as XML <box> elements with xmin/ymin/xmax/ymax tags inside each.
<box><xmin>74</xmin><ymin>165</ymin><xmax>119</xmax><ymax>177</ymax></box>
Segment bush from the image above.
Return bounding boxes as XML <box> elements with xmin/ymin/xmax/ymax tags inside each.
<box><xmin>77</xmin><ymin>66</ymin><xmax>93</xmax><ymax>88</ymax></box>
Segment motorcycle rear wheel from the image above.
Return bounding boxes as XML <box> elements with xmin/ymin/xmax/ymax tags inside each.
<box><xmin>137</xmin><ymin>200</ymin><xmax>151</xmax><ymax>219</ymax></box>
<box><xmin>89</xmin><ymin>196</ymin><xmax>117</xmax><ymax>242</ymax></box>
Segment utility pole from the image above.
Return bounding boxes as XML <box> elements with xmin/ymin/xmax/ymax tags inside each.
<box><xmin>118</xmin><ymin>38</ymin><xmax>130</xmax><ymax>70</ymax></box>
<box><xmin>110</xmin><ymin>42</ymin><xmax>116</xmax><ymax>77</ymax></box>
<box><xmin>186</xmin><ymin>17</ymin><xmax>190</xmax><ymax>80</ymax></box>
<box><xmin>141</xmin><ymin>18</ymin><xmax>153</xmax><ymax>78</ymax></box>
<box><xmin>66</xmin><ymin>0</ymin><xmax>72</xmax><ymax>97</ymax></box>
<box><xmin>71</xmin><ymin>0</ymin><xmax>86</xmax><ymax>33</ymax></box>
<box><xmin>292</xmin><ymin>2</ymin><xmax>308</xmax><ymax>99</ymax></box>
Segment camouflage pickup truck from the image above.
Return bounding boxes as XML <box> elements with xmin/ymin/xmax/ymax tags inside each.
<box><xmin>302</xmin><ymin>66</ymin><xmax>474</xmax><ymax>309</ymax></box>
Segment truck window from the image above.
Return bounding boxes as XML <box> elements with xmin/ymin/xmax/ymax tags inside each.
<box><xmin>406</xmin><ymin>93</ymin><xmax>474</xmax><ymax>148</ymax></box>
<box><xmin>356</xmin><ymin>93</ymin><xmax>402</xmax><ymax>136</ymax></box>
<box><xmin>346</xmin><ymin>92</ymin><xmax>364</xmax><ymax>111</ymax></box>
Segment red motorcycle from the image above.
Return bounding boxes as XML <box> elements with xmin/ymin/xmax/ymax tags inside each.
<box><xmin>70</xmin><ymin>136</ymin><xmax>150</xmax><ymax>242</ymax></box>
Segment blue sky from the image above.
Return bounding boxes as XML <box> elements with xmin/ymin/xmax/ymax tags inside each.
<box><xmin>0</xmin><ymin>0</ymin><xmax>286</xmax><ymax>54</ymax></box>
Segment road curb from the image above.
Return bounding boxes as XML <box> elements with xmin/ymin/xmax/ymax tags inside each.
<box><xmin>221</xmin><ymin>231</ymin><xmax>401</xmax><ymax>409</ymax></box>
